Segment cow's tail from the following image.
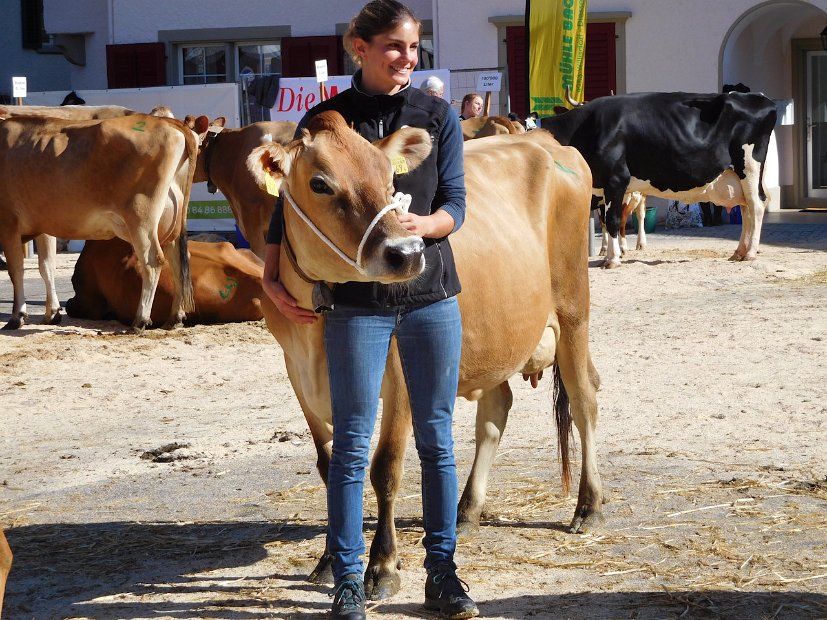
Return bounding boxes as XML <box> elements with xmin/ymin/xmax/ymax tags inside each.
<box><xmin>178</xmin><ymin>120</ymin><xmax>198</xmax><ymax>313</ymax></box>
<box><xmin>552</xmin><ymin>362</ymin><xmax>574</xmax><ymax>496</ymax></box>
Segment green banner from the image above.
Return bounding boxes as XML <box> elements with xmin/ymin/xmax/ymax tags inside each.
<box><xmin>528</xmin><ymin>0</ymin><xmax>588</xmax><ymax>115</ymax></box>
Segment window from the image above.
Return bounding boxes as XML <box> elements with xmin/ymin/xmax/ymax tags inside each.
<box><xmin>21</xmin><ymin>0</ymin><xmax>47</xmax><ymax>50</ymax></box>
<box><xmin>238</xmin><ymin>43</ymin><xmax>282</xmax><ymax>124</ymax></box>
<box><xmin>418</xmin><ymin>36</ymin><xmax>435</xmax><ymax>71</ymax></box>
<box><xmin>182</xmin><ymin>45</ymin><xmax>227</xmax><ymax>85</ymax></box>
<box><xmin>238</xmin><ymin>43</ymin><xmax>281</xmax><ymax>81</ymax></box>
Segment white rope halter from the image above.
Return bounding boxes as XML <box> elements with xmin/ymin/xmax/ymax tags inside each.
<box><xmin>282</xmin><ymin>186</ymin><xmax>412</xmax><ymax>276</ymax></box>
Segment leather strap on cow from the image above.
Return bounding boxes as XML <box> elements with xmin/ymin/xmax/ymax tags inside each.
<box><xmin>204</xmin><ymin>130</ymin><xmax>221</xmax><ymax>194</ymax></box>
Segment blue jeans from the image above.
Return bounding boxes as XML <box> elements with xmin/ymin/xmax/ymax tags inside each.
<box><xmin>324</xmin><ymin>296</ymin><xmax>462</xmax><ymax>582</ymax></box>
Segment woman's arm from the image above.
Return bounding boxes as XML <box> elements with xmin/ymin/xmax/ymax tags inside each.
<box><xmin>261</xmin><ymin>243</ymin><xmax>318</xmax><ymax>325</ymax></box>
<box><xmin>398</xmin><ymin>107</ymin><xmax>466</xmax><ymax>238</ymax></box>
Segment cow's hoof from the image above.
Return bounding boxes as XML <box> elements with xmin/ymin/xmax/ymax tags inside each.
<box><xmin>162</xmin><ymin>320</ymin><xmax>184</xmax><ymax>330</ymax></box>
<box><xmin>307</xmin><ymin>552</ymin><xmax>334</xmax><ymax>585</ymax></box>
<box><xmin>44</xmin><ymin>310</ymin><xmax>64</xmax><ymax>325</ymax></box>
<box><xmin>365</xmin><ymin>562</ymin><xmax>402</xmax><ymax>600</ymax></box>
<box><xmin>728</xmin><ymin>252</ymin><xmax>746</xmax><ymax>262</ymax></box>
<box><xmin>1</xmin><ymin>316</ymin><xmax>24</xmax><ymax>330</ymax></box>
<box><xmin>456</xmin><ymin>519</ymin><xmax>480</xmax><ymax>540</ymax></box>
<box><xmin>601</xmin><ymin>260</ymin><xmax>621</xmax><ymax>270</ymax></box>
<box><xmin>569</xmin><ymin>509</ymin><xmax>606</xmax><ymax>534</ymax></box>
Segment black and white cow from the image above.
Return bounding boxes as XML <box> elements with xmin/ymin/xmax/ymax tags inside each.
<box><xmin>541</xmin><ymin>91</ymin><xmax>777</xmax><ymax>267</ymax></box>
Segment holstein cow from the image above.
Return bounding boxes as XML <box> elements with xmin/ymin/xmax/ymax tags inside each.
<box><xmin>186</xmin><ymin>116</ymin><xmax>297</xmax><ymax>257</ymax></box>
<box><xmin>460</xmin><ymin>114</ymin><xmax>525</xmax><ymax>141</ymax></box>
<box><xmin>246</xmin><ymin>112</ymin><xmax>601</xmax><ymax>598</ymax></box>
<box><xmin>66</xmin><ymin>238</ymin><xmax>265</xmax><ymax>326</ymax></box>
<box><xmin>0</xmin><ymin>113</ymin><xmax>203</xmax><ymax>331</ymax></box>
<box><xmin>541</xmin><ymin>91</ymin><xmax>777</xmax><ymax>267</ymax></box>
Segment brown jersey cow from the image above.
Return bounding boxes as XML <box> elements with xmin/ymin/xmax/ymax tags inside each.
<box><xmin>246</xmin><ymin>113</ymin><xmax>601</xmax><ymax>598</ymax></box>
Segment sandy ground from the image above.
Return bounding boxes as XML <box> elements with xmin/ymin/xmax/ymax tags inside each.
<box><xmin>1</xmin><ymin>224</ymin><xmax>826</xmax><ymax>620</ymax></box>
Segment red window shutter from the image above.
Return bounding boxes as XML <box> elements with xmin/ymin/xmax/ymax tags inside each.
<box><xmin>506</xmin><ymin>25</ymin><xmax>529</xmax><ymax>118</ymax></box>
<box><xmin>106</xmin><ymin>43</ymin><xmax>166</xmax><ymax>89</ymax></box>
<box><xmin>584</xmin><ymin>23</ymin><xmax>616</xmax><ymax>100</ymax></box>
<box><xmin>281</xmin><ymin>36</ymin><xmax>344</xmax><ymax>78</ymax></box>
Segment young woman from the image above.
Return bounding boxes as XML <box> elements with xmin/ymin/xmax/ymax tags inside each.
<box><xmin>261</xmin><ymin>1</ymin><xmax>478</xmax><ymax>619</ymax></box>
<box><xmin>459</xmin><ymin>92</ymin><xmax>483</xmax><ymax>120</ymax></box>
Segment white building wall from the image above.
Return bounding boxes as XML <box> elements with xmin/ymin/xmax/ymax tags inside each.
<box><xmin>0</xmin><ymin>0</ymin><xmax>71</xmax><ymax>97</ymax></box>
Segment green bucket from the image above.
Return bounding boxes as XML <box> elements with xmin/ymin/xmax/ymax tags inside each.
<box><xmin>630</xmin><ymin>206</ymin><xmax>657</xmax><ymax>234</ymax></box>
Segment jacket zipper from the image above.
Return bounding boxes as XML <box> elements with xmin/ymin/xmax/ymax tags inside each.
<box><xmin>378</xmin><ymin>118</ymin><xmax>384</xmax><ymax>139</ymax></box>
<box><xmin>435</xmin><ymin>241</ymin><xmax>448</xmax><ymax>299</ymax></box>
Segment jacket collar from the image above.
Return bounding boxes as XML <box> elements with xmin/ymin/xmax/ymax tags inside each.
<box><xmin>350</xmin><ymin>69</ymin><xmax>411</xmax><ymax>103</ymax></box>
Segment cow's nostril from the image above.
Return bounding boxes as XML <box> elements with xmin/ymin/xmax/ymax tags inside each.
<box><xmin>385</xmin><ymin>237</ymin><xmax>424</xmax><ymax>270</ymax></box>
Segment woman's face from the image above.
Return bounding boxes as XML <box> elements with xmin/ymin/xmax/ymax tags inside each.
<box><xmin>353</xmin><ymin>19</ymin><xmax>420</xmax><ymax>95</ymax></box>
<box><xmin>464</xmin><ymin>97</ymin><xmax>483</xmax><ymax>118</ymax></box>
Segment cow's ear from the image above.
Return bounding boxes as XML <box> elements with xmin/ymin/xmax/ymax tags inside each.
<box><xmin>193</xmin><ymin>115</ymin><xmax>210</xmax><ymax>134</ymax></box>
<box><xmin>375</xmin><ymin>127</ymin><xmax>432</xmax><ymax>174</ymax></box>
<box><xmin>183</xmin><ymin>114</ymin><xmax>196</xmax><ymax>129</ymax></box>
<box><xmin>247</xmin><ymin>144</ymin><xmax>292</xmax><ymax>195</ymax></box>
<box><xmin>212</xmin><ymin>116</ymin><xmax>227</xmax><ymax>128</ymax></box>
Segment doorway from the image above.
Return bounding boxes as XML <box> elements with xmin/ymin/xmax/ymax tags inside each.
<box><xmin>806</xmin><ymin>50</ymin><xmax>827</xmax><ymax>199</ymax></box>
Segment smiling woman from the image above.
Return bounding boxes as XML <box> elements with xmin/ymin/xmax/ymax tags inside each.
<box><xmin>258</xmin><ymin>2</ymin><xmax>477</xmax><ymax>619</ymax></box>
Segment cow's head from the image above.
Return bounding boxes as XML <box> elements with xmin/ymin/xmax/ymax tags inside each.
<box><xmin>247</xmin><ymin>110</ymin><xmax>432</xmax><ymax>284</ymax></box>
<box><xmin>183</xmin><ymin>115</ymin><xmax>225</xmax><ymax>185</ymax></box>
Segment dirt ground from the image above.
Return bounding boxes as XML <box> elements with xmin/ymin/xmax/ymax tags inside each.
<box><xmin>1</xmin><ymin>225</ymin><xmax>826</xmax><ymax>620</ymax></box>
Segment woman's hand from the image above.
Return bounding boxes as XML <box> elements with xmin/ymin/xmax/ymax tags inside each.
<box><xmin>396</xmin><ymin>208</ymin><xmax>455</xmax><ymax>238</ymax></box>
<box><xmin>262</xmin><ymin>244</ymin><xmax>318</xmax><ymax>325</ymax></box>
<box><xmin>262</xmin><ymin>278</ymin><xmax>318</xmax><ymax>325</ymax></box>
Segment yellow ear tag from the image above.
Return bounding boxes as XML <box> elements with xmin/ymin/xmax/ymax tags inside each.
<box><xmin>391</xmin><ymin>155</ymin><xmax>409</xmax><ymax>175</ymax></box>
<box><xmin>264</xmin><ymin>173</ymin><xmax>280</xmax><ymax>197</ymax></box>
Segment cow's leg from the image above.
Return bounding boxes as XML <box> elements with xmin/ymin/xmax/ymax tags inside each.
<box><xmin>0</xmin><ymin>231</ymin><xmax>28</xmax><ymax>330</ymax></box>
<box><xmin>365</xmin><ymin>353</ymin><xmax>411</xmax><ymax>599</ymax></box>
<box><xmin>618</xmin><ymin>211</ymin><xmax>629</xmax><ymax>257</ymax></box>
<box><xmin>635</xmin><ymin>196</ymin><xmax>647</xmax><ymax>251</ymax></box>
<box><xmin>456</xmin><ymin>383</ymin><xmax>512</xmax><ymax>536</ymax></box>
<box><xmin>597</xmin><ymin>204</ymin><xmax>608</xmax><ymax>256</ymax></box>
<box><xmin>732</xmin><ymin>151</ymin><xmax>766</xmax><ymax>261</ymax></box>
<box><xmin>35</xmin><ymin>234</ymin><xmax>63</xmax><ymax>324</ymax></box>
<box><xmin>295</xmin><ymin>394</ymin><xmax>335</xmax><ymax>585</ymax></box>
<box><xmin>160</xmin><ymin>229</ymin><xmax>193</xmax><ymax>329</ymax></box>
<box><xmin>0</xmin><ymin>528</ymin><xmax>10</xmax><ymax>615</ymax></box>
<box><xmin>128</xmin><ymin>232</ymin><xmax>164</xmax><ymax>332</ymax></box>
<box><xmin>601</xmin><ymin>187</ymin><xmax>625</xmax><ymax>269</ymax></box>
<box><xmin>555</xmin><ymin>320</ymin><xmax>603</xmax><ymax>532</ymax></box>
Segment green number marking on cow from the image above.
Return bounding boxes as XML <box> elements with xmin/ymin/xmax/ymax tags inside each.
<box><xmin>554</xmin><ymin>160</ymin><xmax>578</xmax><ymax>176</ymax></box>
<box><xmin>132</xmin><ymin>121</ymin><xmax>147</xmax><ymax>132</ymax></box>
<box><xmin>219</xmin><ymin>277</ymin><xmax>239</xmax><ymax>300</ymax></box>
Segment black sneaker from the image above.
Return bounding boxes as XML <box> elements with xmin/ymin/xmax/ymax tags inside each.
<box><xmin>424</xmin><ymin>563</ymin><xmax>479</xmax><ymax>619</ymax></box>
<box><xmin>330</xmin><ymin>574</ymin><xmax>366</xmax><ymax>620</ymax></box>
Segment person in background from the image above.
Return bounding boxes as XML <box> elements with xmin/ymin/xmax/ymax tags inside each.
<box><xmin>261</xmin><ymin>1</ymin><xmax>478</xmax><ymax>619</ymax></box>
<box><xmin>459</xmin><ymin>92</ymin><xmax>483</xmax><ymax>120</ymax></box>
<box><xmin>420</xmin><ymin>75</ymin><xmax>445</xmax><ymax>98</ymax></box>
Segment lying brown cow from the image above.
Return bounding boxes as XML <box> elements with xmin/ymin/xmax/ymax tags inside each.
<box><xmin>0</xmin><ymin>113</ymin><xmax>202</xmax><ymax>332</ymax></box>
<box><xmin>66</xmin><ymin>238</ymin><xmax>264</xmax><ymax>326</ymax></box>
<box><xmin>247</xmin><ymin>112</ymin><xmax>601</xmax><ymax>598</ymax></box>
<box><xmin>186</xmin><ymin>116</ymin><xmax>297</xmax><ymax>257</ymax></box>
<box><xmin>460</xmin><ymin>115</ymin><xmax>525</xmax><ymax>140</ymax></box>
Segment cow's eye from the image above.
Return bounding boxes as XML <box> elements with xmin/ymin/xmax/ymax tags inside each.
<box><xmin>310</xmin><ymin>176</ymin><xmax>333</xmax><ymax>195</ymax></box>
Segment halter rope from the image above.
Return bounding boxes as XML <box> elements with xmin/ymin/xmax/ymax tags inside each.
<box><xmin>281</xmin><ymin>186</ymin><xmax>412</xmax><ymax>276</ymax></box>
